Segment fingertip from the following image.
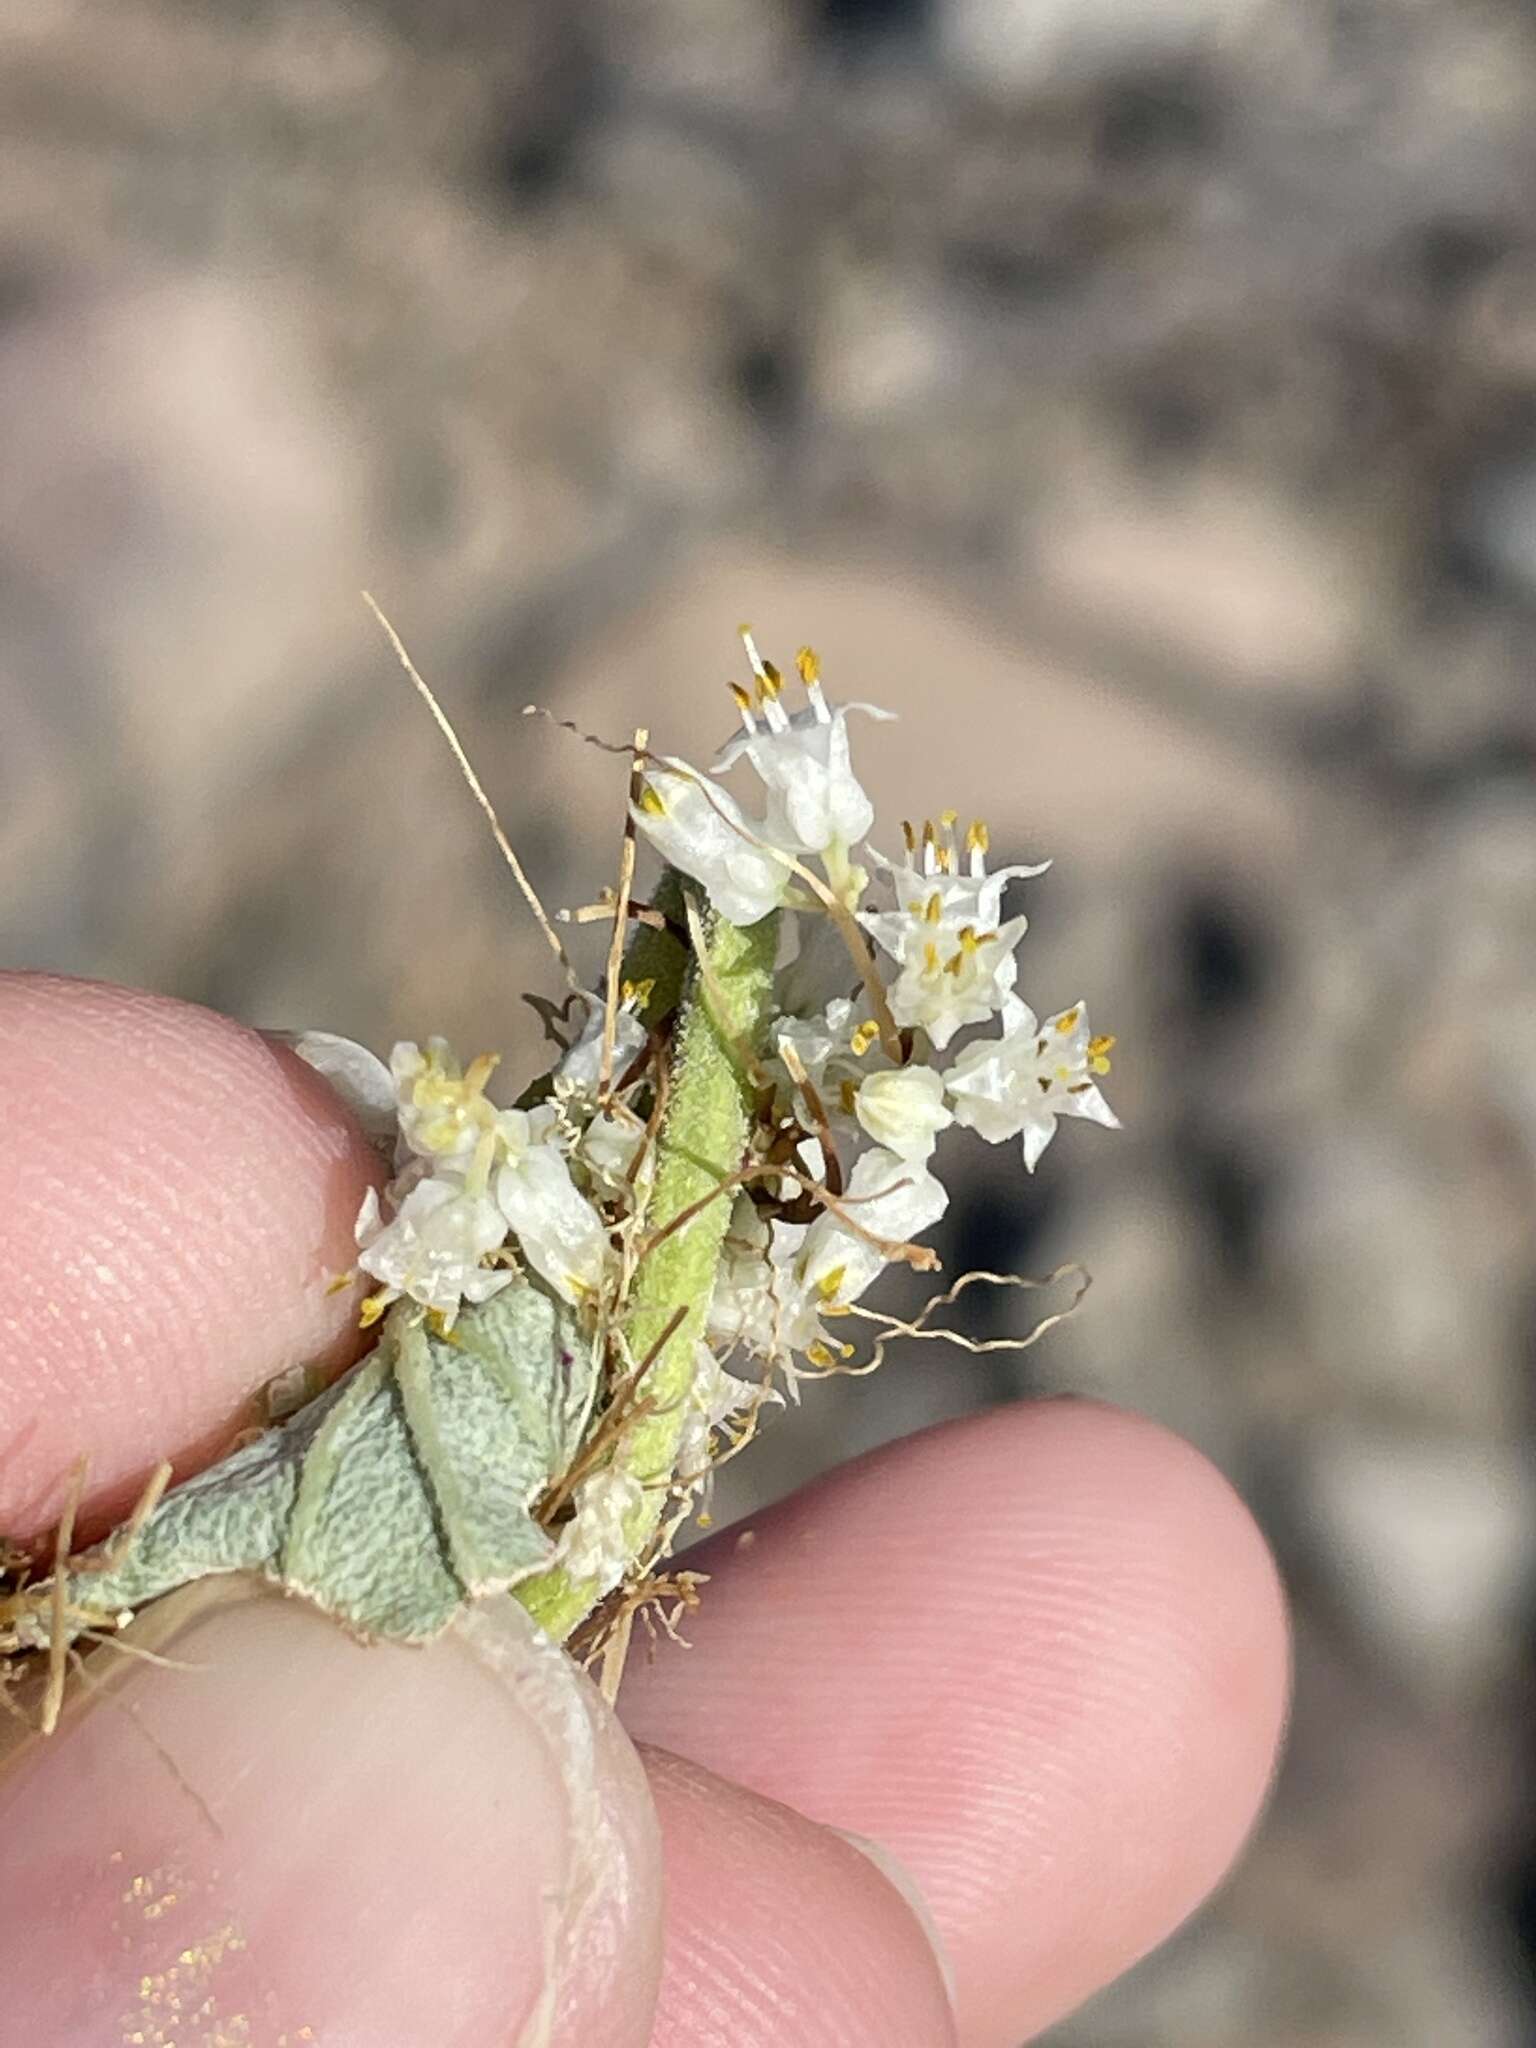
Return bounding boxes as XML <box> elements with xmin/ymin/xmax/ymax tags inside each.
<box><xmin>0</xmin><ymin>973</ymin><xmax>385</xmax><ymax>1540</ymax></box>
<box><xmin>643</xmin><ymin>1747</ymin><xmax>957</xmax><ymax>2048</ymax></box>
<box><xmin>0</xmin><ymin>1589</ymin><xmax>664</xmax><ymax>2047</ymax></box>
<box><xmin>624</xmin><ymin>1395</ymin><xmax>1289</xmax><ymax>2046</ymax></box>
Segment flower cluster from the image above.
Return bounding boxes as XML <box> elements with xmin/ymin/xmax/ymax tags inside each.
<box><xmin>628</xmin><ymin>628</ymin><xmax>1120</xmax><ymax>1381</ymax></box>
<box><xmin>333</xmin><ymin>623</ymin><xmax>1117</xmax><ymax>1389</ymax></box>
<box><xmin>350</xmin><ymin>1028</ymin><xmax>632</xmax><ymax>1327</ymax></box>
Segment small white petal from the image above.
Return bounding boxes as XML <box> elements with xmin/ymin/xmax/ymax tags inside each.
<box><xmin>285</xmin><ymin>1031</ymin><xmax>397</xmax><ymax>1146</ymax></box>
<box><xmin>854</xmin><ymin>1064</ymin><xmax>953</xmax><ymax>1161</ymax></box>
<box><xmin>495</xmin><ymin>1145</ymin><xmax>610</xmax><ymax>1306</ymax></box>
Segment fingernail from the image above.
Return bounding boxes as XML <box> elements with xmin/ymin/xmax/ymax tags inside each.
<box><xmin>830</xmin><ymin>1825</ymin><xmax>958</xmax><ymax>2010</ymax></box>
<box><xmin>0</xmin><ymin>1585</ymin><xmax>662</xmax><ymax>2046</ymax></box>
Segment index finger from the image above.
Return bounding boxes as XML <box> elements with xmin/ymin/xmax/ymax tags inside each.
<box><xmin>0</xmin><ymin>972</ymin><xmax>383</xmax><ymax>1544</ymax></box>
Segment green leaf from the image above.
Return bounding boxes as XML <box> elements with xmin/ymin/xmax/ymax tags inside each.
<box><xmin>28</xmin><ymin>1283</ymin><xmax>593</xmax><ymax>1649</ymax></box>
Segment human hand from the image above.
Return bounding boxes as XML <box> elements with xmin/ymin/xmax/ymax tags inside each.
<box><xmin>0</xmin><ymin>974</ymin><xmax>1287</xmax><ymax>2047</ymax></box>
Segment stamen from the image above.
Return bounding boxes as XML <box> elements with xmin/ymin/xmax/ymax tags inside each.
<box><xmin>1055</xmin><ymin>1008</ymin><xmax>1081</xmax><ymax>1034</ymax></box>
<box><xmin>924</xmin><ymin>891</ymin><xmax>943</xmax><ymax>923</ymax></box>
<box><xmin>796</xmin><ymin>646</ymin><xmax>821</xmax><ymax>685</ymax></box>
<box><xmin>816</xmin><ymin>1265</ymin><xmax>847</xmax><ymax>1302</ymax></box>
<box><xmin>850</xmin><ymin>1019</ymin><xmax>881</xmax><ymax>1056</ymax></box>
<box><xmin>902</xmin><ymin>819</ymin><xmax>917</xmax><ymax>853</ymax></box>
<box><xmin>638</xmin><ymin>784</ymin><xmax>667</xmax><ymax>818</ymax></box>
<box><xmin>728</xmin><ymin>680</ymin><xmax>757</xmax><ymax>730</ymax></box>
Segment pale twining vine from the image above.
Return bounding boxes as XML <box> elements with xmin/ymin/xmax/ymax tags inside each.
<box><xmin>0</xmin><ymin>616</ymin><xmax>1120</xmax><ymax>1727</ymax></box>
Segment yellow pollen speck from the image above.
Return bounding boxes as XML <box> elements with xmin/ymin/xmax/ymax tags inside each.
<box><xmin>850</xmin><ymin>1019</ymin><xmax>880</xmax><ymax>1055</ymax></box>
<box><xmin>358</xmin><ymin>1291</ymin><xmax>389</xmax><ymax>1329</ymax></box>
<box><xmin>816</xmin><ymin>1265</ymin><xmax>847</xmax><ymax>1301</ymax></box>
<box><xmin>1089</xmin><ymin>1032</ymin><xmax>1116</xmax><ymax>1075</ymax></box>
<box><xmin>325</xmin><ymin>1269</ymin><xmax>357</xmax><ymax>1295</ymax></box>
<box><xmin>638</xmin><ymin>784</ymin><xmax>667</xmax><ymax>817</ymax></box>
<box><xmin>1055</xmin><ymin>1008</ymin><xmax>1081</xmax><ymax>1034</ymax></box>
<box><xmin>796</xmin><ymin>645</ymin><xmax>821</xmax><ymax>685</ymax></box>
<box><xmin>1055</xmin><ymin>1065</ymin><xmax>1071</xmax><ymax>1082</ymax></box>
<box><xmin>940</xmin><ymin>807</ymin><xmax>959</xmax><ymax>830</ymax></box>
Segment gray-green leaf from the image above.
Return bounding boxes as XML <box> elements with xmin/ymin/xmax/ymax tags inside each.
<box><xmin>22</xmin><ymin>1283</ymin><xmax>594</xmax><ymax>1648</ymax></box>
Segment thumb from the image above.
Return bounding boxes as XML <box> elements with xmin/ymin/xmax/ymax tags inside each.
<box><xmin>0</xmin><ymin>1585</ymin><xmax>663</xmax><ymax>2046</ymax></box>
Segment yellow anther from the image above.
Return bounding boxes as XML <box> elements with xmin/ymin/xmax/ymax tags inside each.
<box><xmin>326</xmin><ymin>1268</ymin><xmax>357</xmax><ymax>1295</ymax></box>
<box><xmin>850</xmin><ymin>1019</ymin><xmax>880</xmax><ymax>1056</ymax></box>
<box><xmin>935</xmin><ymin>844</ymin><xmax>953</xmax><ymax>873</ymax></box>
<box><xmin>358</xmin><ymin>1290</ymin><xmax>390</xmax><ymax>1330</ymax></box>
<box><xmin>463</xmin><ymin>1052</ymin><xmax>501</xmax><ymax>1096</ymax></box>
<box><xmin>924</xmin><ymin>891</ymin><xmax>943</xmax><ymax>923</ymax></box>
<box><xmin>638</xmin><ymin>783</ymin><xmax>668</xmax><ymax>817</ymax></box>
<box><xmin>958</xmin><ymin>924</ymin><xmax>979</xmax><ymax>951</ymax></box>
<box><xmin>922</xmin><ymin>819</ymin><xmax>937</xmax><ymax>847</ymax></box>
<box><xmin>966</xmin><ymin>818</ymin><xmax>990</xmax><ymax>855</ymax></box>
<box><xmin>1089</xmin><ymin>1032</ymin><xmax>1116</xmax><ymax>1076</ymax></box>
<box><xmin>902</xmin><ymin>819</ymin><xmax>917</xmax><ymax>852</ymax></box>
<box><xmin>840</xmin><ymin>1077</ymin><xmax>859</xmax><ymax>1115</ymax></box>
<box><xmin>806</xmin><ymin>1340</ymin><xmax>837</xmax><ymax>1370</ymax></box>
<box><xmin>729</xmin><ymin>680</ymin><xmax>754</xmax><ymax>713</ymax></box>
<box><xmin>621</xmin><ymin>976</ymin><xmax>656</xmax><ymax>1010</ymax></box>
<box><xmin>940</xmin><ymin>807</ymin><xmax>959</xmax><ymax>830</ymax></box>
<box><xmin>924</xmin><ymin>940</ymin><xmax>941</xmax><ymax>975</ymax></box>
<box><xmin>796</xmin><ymin>645</ymin><xmax>821</xmax><ymax>685</ymax></box>
<box><xmin>1055</xmin><ymin>1008</ymin><xmax>1081</xmax><ymax>1034</ymax></box>
<box><xmin>816</xmin><ymin>1265</ymin><xmax>847</xmax><ymax>1302</ymax></box>
<box><xmin>758</xmin><ymin>658</ymin><xmax>783</xmax><ymax>700</ymax></box>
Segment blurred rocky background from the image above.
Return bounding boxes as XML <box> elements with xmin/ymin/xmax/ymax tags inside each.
<box><xmin>3</xmin><ymin>1</ymin><xmax>1536</xmax><ymax>2040</ymax></box>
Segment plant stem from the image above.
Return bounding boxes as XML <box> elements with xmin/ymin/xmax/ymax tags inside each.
<box><xmin>516</xmin><ymin>890</ymin><xmax>778</xmax><ymax>1640</ymax></box>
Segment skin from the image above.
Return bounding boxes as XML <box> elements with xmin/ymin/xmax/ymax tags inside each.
<box><xmin>0</xmin><ymin>973</ymin><xmax>1289</xmax><ymax>2047</ymax></box>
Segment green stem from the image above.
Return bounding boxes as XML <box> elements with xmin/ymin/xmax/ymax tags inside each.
<box><xmin>516</xmin><ymin>891</ymin><xmax>778</xmax><ymax>1640</ymax></box>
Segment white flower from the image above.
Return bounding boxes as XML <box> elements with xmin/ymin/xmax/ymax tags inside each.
<box><xmin>390</xmin><ymin>1038</ymin><xmax>501</xmax><ymax>1172</ymax></box>
<box><xmin>355</xmin><ymin>1177</ymin><xmax>512</xmax><ymax>1324</ymax></box>
<box><xmin>632</xmin><ymin>759</ymin><xmax>789</xmax><ymax>928</ymax></box>
<box><xmin>631</xmin><ymin>634</ymin><xmax>893</xmax><ymax>926</ymax></box>
<box><xmin>796</xmin><ymin>1146</ymin><xmax>949</xmax><ymax>1310</ymax></box>
<box><xmin>861</xmin><ymin>819</ymin><xmax>1048</xmax><ymax>1049</ymax></box>
<box><xmin>555</xmin><ymin>994</ymin><xmax>651</xmax><ymax>1100</ymax></box>
<box><xmin>494</xmin><ymin>1108</ymin><xmax>611</xmax><ymax>1305</ymax></box>
<box><xmin>946</xmin><ymin>997</ymin><xmax>1120</xmax><ymax>1170</ymax></box>
<box><xmin>553</xmin><ymin>1462</ymin><xmax>645</xmax><ymax>1586</ymax></box>
<box><xmin>712</xmin><ymin>635</ymin><xmax>893</xmax><ymax>858</ymax></box>
<box><xmin>853</xmin><ymin>1064</ymin><xmax>953</xmax><ymax>1161</ymax></box>
<box><xmin>579</xmin><ymin>1106</ymin><xmax>652</xmax><ymax>1192</ymax></box>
